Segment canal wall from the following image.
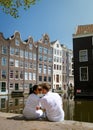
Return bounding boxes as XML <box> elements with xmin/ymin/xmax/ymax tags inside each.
<box><xmin>0</xmin><ymin>112</ymin><xmax>93</xmax><ymax>130</ymax></box>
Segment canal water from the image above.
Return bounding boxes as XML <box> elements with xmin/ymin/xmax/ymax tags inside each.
<box><xmin>0</xmin><ymin>95</ymin><xmax>93</xmax><ymax>123</ymax></box>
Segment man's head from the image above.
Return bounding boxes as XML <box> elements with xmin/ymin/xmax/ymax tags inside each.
<box><xmin>40</xmin><ymin>83</ymin><xmax>51</xmax><ymax>94</ymax></box>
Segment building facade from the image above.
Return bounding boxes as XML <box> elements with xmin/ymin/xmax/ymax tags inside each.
<box><xmin>73</xmin><ymin>24</ymin><xmax>93</xmax><ymax>98</ymax></box>
<box><xmin>0</xmin><ymin>32</ymin><xmax>37</xmax><ymax>95</ymax></box>
<box><xmin>0</xmin><ymin>31</ymin><xmax>73</xmax><ymax>95</ymax></box>
<box><xmin>51</xmin><ymin>40</ymin><xmax>74</xmax><ymax>93</ymax></box>
<box><xmin>0</xmin><ymin>32</ymin><xmax>53</xmax><ymax>95</ymax></box>
<box><xmin>36</xmin><ymin>34</ymin><xmax>53</xmax><ymax>87</ymax></box>
<box><xmin>51</xmin><ymin>40</ymin><xmax>63</xmax><ymax>90</ymax></box>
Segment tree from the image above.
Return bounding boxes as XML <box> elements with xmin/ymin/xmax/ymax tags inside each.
<box><xmin>0</xmin><ymin>0</ymin><xmax>40</xmax><ymax>18</ymax></box>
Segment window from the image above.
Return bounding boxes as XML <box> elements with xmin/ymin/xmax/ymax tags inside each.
<box><xmin>57</xmin><ymin>50</ymin><xmax>59</xmax><ymax>55</ymax></box>
<box><xmin>48</xmin><ymin>66</ymin><xmax>51</xmax><ymax>75</ymax></box>
<box><xmin>2</xmin><ymin>57</ymin><xmax>7</xmax><ymax>66</ymax></box>
<box><xmin>33</xmin><ymin>73</ymin><xmax>36</xmax><ymax>80</ymax></box>
<box><xmin>15</xmin><ymin>39</ymin><xmax>20</xmax><ymax>46</ymax></box>
<box><xmin>2</xmin><ymin>70</ymin><xmax>6</xmax><ymax>79</ymax></box>
<box><xmin>33</xmin><ymin>63</ymin><xmax>36</xmax><ymax>70</ymax></box>
<box><xmin>48</xmin><ymin>77</ymin><xmax>51</xmax><ymax>82</ymax></box>
<box><xmin>15</xmin><ymin>60</ymin><xmax>19</xmax><ymax>67</ymax></box>
<box><xmin>25</xmin><ymin>51</ymin><xmax>28</xmax><ymax>59</ymax></box>
<box><xmin>57</xmin><ymin>44</ymin><xmax>59</xmax><ymax>48</ymax></box>
<box><xmin>29</xmin><ymin>52</ymin><xmax>32</xmax><ymax>59</ymax></box>
<box><xmin>54</xmin><ymin>56</ymin><xmax>56</xmax><ymax>62</ymax></box>
<box><xmin>39</xmin><ymin>46</ymin><xmax>43</xmax><ymax>53</ymax></box>
<box><xmin>56</xmin><ymin>57</ymin><xmax>59</xmax><ymax>62</ymax></box>
<box><xmin>20</xmin><ymin>61</ymin><xmax>24</xmax><ymax>68</ymax></box>
<box><xmin>44</xmin><ymin>56</ymin><xmax>47</xmax><ymax>62</ymax></box>
<box><xmin>25</xmin><ymin>72</ymin><xmax>28</xmax><ymax>80</ymax></box>
<box><xmin>57</xmin><ymin>65</ymin><xmax>59</xmax><ymax>70</ymax></box>
<box><xmin>20</xmin><ymin>71</ymin><xmax>23</xmax><ymax>79</ymax></box>
<box><xmin>10</xmin><ymin>47</ymin><xmax>14</xmax><ymax>55</ymax></box>
<box><xmin>39</xmin><ymin>55</ymin><xmax>43</xmax><ymax>61</ymax></box>
<box><xmin>20</xmin><ymin>50</ymin><xmax>24</xmax><ymax>57</ymax></box>
<box><xmin>54</xmin><ymin>49</ymin><xmax>56</xmax><ymax>54</ymax></box>
<box><xmin>10</xmin><ymin>83</ymin><xmax>13</xmax><ymax>88</ymax></box>
<box><xmin>29</xmin><ymin>63</ymin><xmax>32</xmax><ymax>68</ymax></box>
<box><xmin>15</xmin><ymin>48</ymin><xmax>19</xmax><ymax>56</ymax></box>
<box><xmin>39</xmin><ymin>64</ymin><xmax>42</xmax><ymax>73</ymax></box>
<box><xmin>25</xmin><ymin>62</ymin><xmax>28</xmax><ymax>68</ymax></box>
<box><xmin>44</xmin><ymin>39</ymin><xmax>48</xmax><ymax>44</ymax></box>
<box><xmin>79</xmin><ymin>50</ymin><xmax>88</xmax><ymax>62</ymax></box>
<box><xmin>33</xmin><ymin>53</ymin><xmax>36</xmax><ymax>60</ymax></box>
<box><xmin>29</xmin><ymin>44</ymin><xmax>32</xmax><ymax>49</ymax></box>
<box><xmin>54</xmin><ymin>64</ymin><xmax>56</xmax><ymax>69</ymax></box>
<box><xmin>15</xmin><ymin>70</ymin><xmax>19</xmax><ymax>79</ymax></box>
<box><xmin>10</xmin><ymin>70</ymin><xmax>13</xmax><ymax>78</ymax></box>
<box><xmin>2</xmin><ymin>45</ymin><xmax>7</xmax><ymax>54</ymax></box>
<box><xmin>1</xmin><ymin>82</ymin><xmax>6</xmax><ymax>92</ymax></box>
<box><xmin>48</xmin><ymin>58</ymin><xmax>52</xmax><ymax>63</ymax></box>
<box><xmin>10</xmin><ymin>59</ymin><xmax>14</xmax><ymax>66</ymax></box>
<box><xmin>80</xmin><ymin>67</ymin><xmax>88</xmax><ymax>81</ymax></box>
<box><xmin>39</xmin><ymin>76</ymin><xmax>42</xmax><ymax>81</ymax></box>
<box><xmin>29</xmin><ymin>73</ymin><xmax>32</xmax><ymax>80</ymax></box>
<box><xmin>44</xmin><ymin>76</ymin><xmax>47</xmax><ymax>81</ymax></box>
<box><xmin>44</xmin><ymin>65</ymin><xmax>47</xmax><ymax>74</ymax></box>
<box><xmin>44</xmin><ymin>48</ymin><xmax>48</xmax><ymax>54</ymax></box>
<box><xmin>56</xmin><ymin>75</ymin><xmax>59</xmax><ymax>82</ymax></box>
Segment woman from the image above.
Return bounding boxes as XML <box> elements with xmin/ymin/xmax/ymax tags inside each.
<box><xmin>23</xmin><ymin>85</ymin><xmax>43</xmax><ymax>119</ymax></box>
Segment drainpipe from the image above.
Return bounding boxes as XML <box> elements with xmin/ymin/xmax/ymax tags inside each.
<box><xmin>7</xmin><ymin>43</ymin><xmax>10</xmax><ymax>95</ymax></box>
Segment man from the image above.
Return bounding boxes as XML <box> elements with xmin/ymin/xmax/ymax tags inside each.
<box><xmin>40</xmin><ymin>83</ymin><xmax>64</xmax><ymax>122</ymax></box>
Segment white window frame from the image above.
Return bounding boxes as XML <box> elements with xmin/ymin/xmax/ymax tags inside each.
<box><xmin>80</xmin><ymin>66</ymin><xmax>88</xmax><ymax>81</ymax></box>
<box><xmin>79</xmin><ymin>49</ymin><xmax>88</xmax><ymax>62</ymax></box>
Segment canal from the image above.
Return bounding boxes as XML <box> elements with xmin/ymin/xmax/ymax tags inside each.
<box><xmin>0</xmin><ymin>95</ymin><xmax>93</xmax><ymax>123</ymax></box>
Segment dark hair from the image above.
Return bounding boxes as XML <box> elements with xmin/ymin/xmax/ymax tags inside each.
<box><xmin>29</xmin><ymin>85</ymin><xmax>38</xmax><ymax>94</ymax></box>
<box><xmin>41</xmin><ymin>83</ymin><xmax>51</xmax><ymax>91</ymax></box>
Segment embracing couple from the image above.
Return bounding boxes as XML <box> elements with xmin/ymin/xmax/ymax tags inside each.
<box><xmin>23</xmin><ymin>83</ymin><xmax>64</xmax><ymax>122</ymax></box>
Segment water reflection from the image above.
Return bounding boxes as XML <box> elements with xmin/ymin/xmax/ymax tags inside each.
<box><xmin>63</xmin><ymin>99</ymin><xmax>93</xmax><ymax>123</ymax></box>
<box><xmin>0</xmin><ymin>95</ymin><xmax>93</xmax><ymax>123</ymax></box>
<box><xmin>0</xmin><ymin>95</ymin><xmax>28</xmax><ymax>114</ymax></box>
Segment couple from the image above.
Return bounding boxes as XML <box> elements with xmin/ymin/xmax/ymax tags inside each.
<box><xmin>23</xmin><ymin>83</ymin><xmax>64</xmax><ymax>122</ymax></box>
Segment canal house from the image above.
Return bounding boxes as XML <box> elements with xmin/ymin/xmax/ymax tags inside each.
<box><xmin>73</xmin><ymin>24</ymin><xmax>93</xmax><ymax>98</ymax></box>
<box><xmin>0</xmin><ymin>32</ymin><xmax>37</xmax><ymax>95</ymax></box>
<box><xmin>0</xmin><ymin>32</ymin><xmax>53</xmax><ymax>95</ymax></box>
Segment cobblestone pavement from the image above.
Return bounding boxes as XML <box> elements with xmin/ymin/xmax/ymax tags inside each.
<box><xmin>0</xmin><ymin>112</ymin><xmax>93</xmax><ymax>130</ymax></box>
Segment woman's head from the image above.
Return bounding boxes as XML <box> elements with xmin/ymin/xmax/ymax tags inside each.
<box><xmin>30</xmin><ymin>84</ymin><xmax>42</xmax><ymax>95</ymax></box>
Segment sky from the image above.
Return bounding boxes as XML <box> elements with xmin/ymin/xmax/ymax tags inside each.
<box><xmin>0</xmin><ymin>0</ymin><xmax>93</xmax><ymax>49</ymax></box>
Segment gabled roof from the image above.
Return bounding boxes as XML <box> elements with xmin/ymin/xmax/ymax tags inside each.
<box><xmin>75</xmin><ymin>24</ymin><xmax>93</xmax><ymax>35</ymax></box>
<box><xmin>51</xmin><ymin>40</ymin><xmax>57</xmax><ymax>44</ymax></box>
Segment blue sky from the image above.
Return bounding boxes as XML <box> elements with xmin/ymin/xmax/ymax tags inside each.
<box><xmin>0</xmin><ymin>0</ymin><xmax>93</xmax><ymax>49</ymax></box>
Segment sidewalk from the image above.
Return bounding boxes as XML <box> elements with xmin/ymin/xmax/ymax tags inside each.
<box><xmin>0</xmin><ymin>112</ymin><xmax>93</xmax><ymax>130</ymax></box>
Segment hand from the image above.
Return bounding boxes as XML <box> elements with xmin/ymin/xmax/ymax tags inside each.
<box><xmin>36</xmin><ymin>106</ymin><xmax>40</xmax><ymax>110</ymax></box>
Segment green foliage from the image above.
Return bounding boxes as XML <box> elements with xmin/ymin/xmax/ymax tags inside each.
<box><xmin>0</xmin><ymin>0</ymin><xmax>40</xmax><ymax>18</ymax></box>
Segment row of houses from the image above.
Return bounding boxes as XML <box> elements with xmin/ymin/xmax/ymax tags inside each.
<box><xmin>0</xmin><ymin>31</ymin><xmax>73</xmax><ymax>95</ymax></box>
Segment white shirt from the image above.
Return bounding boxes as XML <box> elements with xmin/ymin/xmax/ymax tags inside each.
<box><xmin>40</xmin><ymin>92</ymin><xmax>64</xmax><ymax>122</ymax></box>
<box><xmin>23</xmin><ymin>93</ymin><xmax>43</xmax><ymax>119</ymax></box>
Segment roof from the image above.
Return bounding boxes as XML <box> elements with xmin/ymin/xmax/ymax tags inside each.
<box><xmin>75</xmin><ymin>24</ymin><xmax>93</xmax><ymax>35</ymax></box>
<box><xmin>51</xmin><ymin>40</ymin><xmax>57</xmax><ymax>44</ymax></box>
